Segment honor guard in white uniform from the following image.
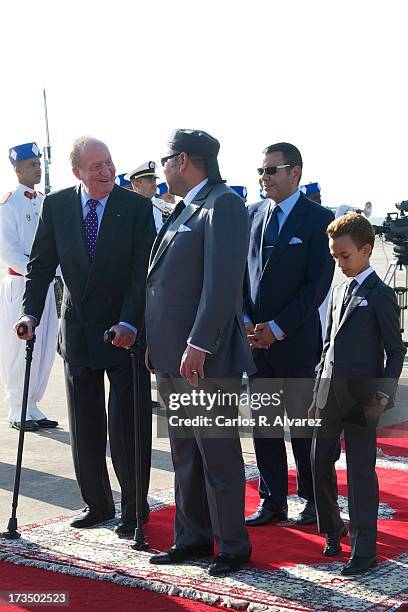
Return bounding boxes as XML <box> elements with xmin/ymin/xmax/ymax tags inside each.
<box><xmin>301</xmin><ymin>182</ymin><xmax>330</xmax><ymax>336</ymax></box>
<box><xmin>0</xmin><ymin>142</ymin><xmax>58</xmax><ymax>431</ymax></box>
<box><xmin>301</xmin><ymin>181</ymin><xmax>322</xmax><ymax>204</ymax></box>
<box><xmin>126</xmin><ymin>161</ymin><xmax>164</xmax><ymax>232</ymax></box>
<box><xmin>230</xmin><ymin>185</ymin><xmax>248</xmax><ymax>204</ymax></box>
<box><xmin>115</xmin><ymin>173</ymin><xmax>133</xmax><ymax>191</ymax></box>
<box><xmin>155</xmin><ymin>181</ymin><xmax>176</xmax><ymax>206</ymax></box>
<box><xmin>154</xmin><ymin>182</ymin><xmax>176</xmax><ymax>220</ymax></box>
<box><xmin>335</xmin><ymin>201</ymin><xmax>373</xmax><ymax>218</ymax></box>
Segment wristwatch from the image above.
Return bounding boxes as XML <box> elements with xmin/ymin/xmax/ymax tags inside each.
<box><xmin>374</xmin><ymin>391</ymin><xmax>390</xmax><ymax>407</ymax></box>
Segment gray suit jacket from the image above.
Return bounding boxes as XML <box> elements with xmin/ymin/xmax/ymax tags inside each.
<box><xmin>146</xmin><ymin>182</ymin><xmax>255</xmax><ymax>377</ymax></box>
<box><xmin>314</xmin><ymin>270</ymin><xmax>406</xmax><ymax>410</ymax></box>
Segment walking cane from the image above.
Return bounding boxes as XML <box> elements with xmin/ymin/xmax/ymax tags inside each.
<box><xmin>2</xmin><ymin>322</ymin><xmax>36</xmax><ymax>539</ymax></box>
<box><xmin>104</xmin><ymin>329</ymin><xmax>149</xmax><ymax>550</ymax></box>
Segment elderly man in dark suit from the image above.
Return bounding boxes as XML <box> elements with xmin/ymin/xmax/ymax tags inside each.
<box><xmin>16</xmin><ymin>137</ymin><xmax>156</xmax><ymax>536</ymax></box>
<box><xmin>244</xmin><ymin>142</ymin><xmax>335</xmax><ymax>527</ymax></box>
<box><xmin>146</xmin><ymin>129</ymin><xmax>255</xmax><ymax>576</ymax></box>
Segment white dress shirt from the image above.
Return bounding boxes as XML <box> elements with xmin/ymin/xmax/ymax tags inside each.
<box><xmin>184</xmin><ymin>179</ymin><xmax>209</xmax><ymax>354</ymax></box>
<box><xmin>348</xmin><ymin>266</ymin><xmax>374</xmax><ymax>291</ymax></box>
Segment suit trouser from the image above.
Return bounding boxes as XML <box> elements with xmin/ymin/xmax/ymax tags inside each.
<box><xmin>311</xmin><ymin>387</ymin><xmax>379</xmax><ymax>558</ymax></box>
<box><xmin>64</xmin><ymin>359</ymin><xmax>152</xmax><ymax>520</ymax></box>
<box><xmin>251</xmin><ymin>351</ymin><xmax>315</xmax><ymax>511</ymax></box>
<box><xmin>157</xmin><ymin>373</ymin><xmax>250</xmax><ymax>556</ymax></box>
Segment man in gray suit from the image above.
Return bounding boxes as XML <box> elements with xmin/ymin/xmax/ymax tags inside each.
<box><xmin>146</xmin><ymin>129</ymin><xmax>254</xmax><ymax>576</ymax></box>
<box><xmin>310</xmin><ymin>213</ymin><xmax>406</xmax><ymax>575</ymax></box>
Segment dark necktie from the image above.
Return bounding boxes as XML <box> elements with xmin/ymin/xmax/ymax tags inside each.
<box><xmin>340</xmin><ymin>279</ymin><xmax>358</xmax><ymax>319</ymax></box>
<box><xmin>262</xmin><ymin>204</ymin><xmax>281</xmax><ymax>264</ymax></box>
<box><xmin>84</xmin><ymin>199</ymin><xmax>99</xmax><ymax>258</ymax></box>
<box><xmin>171</xmin><ymin>199</ymin><xmax>185</xmax><ymax>223</ymax></box>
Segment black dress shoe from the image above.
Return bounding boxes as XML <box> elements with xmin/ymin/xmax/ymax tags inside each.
<box><xmin>341</xmin><ymin>556</ymin><xmax>377</xmax><ymax>575</ymax></box>
<box><xmin>36</xmin><ymin>418</ymin><xmax>59</xmax><ymax>428</ymax></box>
<box><xmin>70</xmin><ymin>508</ymin><xmax>115</xmax><ymax>528</ymax></box>
<box><xmin>150</xmin><ymin>543</ymin><xmax>214</xmax><ymax>564</ymax></box>
<box><xmin>208</xmin><ymin>550</ymin><xmax>251</xmax><ymax>576</ymax></box>
<box><xmin>323</xmin><ymin>524</ymin><xmax>348</xmax><ymax>556</ymax></box>
<box><xmin>115</xmin><ymin>521</ymin><xmax>137</xmax><ymax>536</ymax></box>
<box><xmin>245</xmin><ymin>507</ymin><xmax>288</xmax><ymax>526</ymax></box>
<box><xmin>10</xmin><ymin>420</ymin><xmax>39</xmax><ymax>431</ymax></box>
<box><xmin>114</xmin><ymin>511</ymin><xmax>150</xmax><ymax>536</ymax></box>
<box><xmin>296</xmin><ymin>500</ymin><xmax>317</xmax><ymax>525</ymax></box>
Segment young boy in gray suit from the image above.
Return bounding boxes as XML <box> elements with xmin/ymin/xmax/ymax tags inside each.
<box><xmin>310</xmin><ymin>213</ymin><xmax>406</xmax><ymax>575</ymax></box>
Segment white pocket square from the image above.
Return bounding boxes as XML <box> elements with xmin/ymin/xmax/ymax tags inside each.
<box><xmin>289</xmin><ymin>236</ymin><xmax>303</xmax><ymax>244</ymax></box>
<box><xmin>358</xmin><ymin>299</ymin><xmax>368</xmax><ymax>307</ymax></box>
<box><xmin>177</xmin><ymin>224</ymin><xmax>192</xmax><ymax>233</ymax></box>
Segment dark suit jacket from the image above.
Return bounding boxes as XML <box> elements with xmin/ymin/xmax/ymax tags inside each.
<box><xmin>314</xmin><ymin>270</ymin><xmax>406</xmax><ymax>410</ymax></box>
<box><xmin>146</xmin><ymin>182</ymin><xmax>256</xmax><ymax>377</ymax></box>
<box><xmin>244</xmin><ymin>193</ymin><xmax>334</xmax><ymax>367</ymax></box>
<box><xmin>23</xmin><ymin>184</ymin><xmax>156</xmax><ymax>369</ymax></box>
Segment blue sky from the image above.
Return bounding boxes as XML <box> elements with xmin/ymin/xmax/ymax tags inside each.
<box><xmin>1</xmin><ymin>0</ymin><xmax>406</xmax><ymax>215</ymax></box>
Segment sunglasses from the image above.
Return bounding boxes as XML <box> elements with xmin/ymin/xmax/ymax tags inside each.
<box><xmin>161</xmin><ymin>153</ymin><xmax>180</xmax><ymax>167</ymax></box>
<box><xmin>257</xmin><ymin>164</ymin><xmax>292</xmax><ymax>176</ymax></box>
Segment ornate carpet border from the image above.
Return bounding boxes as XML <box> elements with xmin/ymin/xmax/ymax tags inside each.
<box><xmin>1</xmin><ymin>456</ymin><xmax>407</xmax><ymax>610</ymax></box>
<box><xmin>1</xmin><ymin>550</ymin><xmax>407</xmax><ymax>611</ymax></box>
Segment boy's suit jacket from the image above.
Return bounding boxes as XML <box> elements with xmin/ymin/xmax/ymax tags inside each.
<box><xmin>314</xmin><ymin>270</ymin><xmax>406</xmax><ymax>410</ymax></box>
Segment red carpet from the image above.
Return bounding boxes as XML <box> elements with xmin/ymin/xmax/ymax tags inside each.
<box><xmin>340</xmin><ymin>420</ymin><xmax>408</xmax><ymax>457</ymax></box>
<box><xmin>147</xmin><ymin>467</ymin><xmax>407</xmax><ymax>568</ymax></box>
<box><xmin>1</xmin><ymin>423</ymin><xmax>407</xmax><ymax>610</ymax></box>
<box><xmin>0</xmin><ymin>563</ymin><xmax>215</xmax><ymax>611</ymax></box>
<box><xmin>377</xmin><ymin>420</ymin><xmax>408</xmax><ymax>457</ymax></box>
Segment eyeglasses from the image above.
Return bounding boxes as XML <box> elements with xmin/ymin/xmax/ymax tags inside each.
<box><xmin>257</xmin><ymin>164</ymin><xmax>292</xmax><ymax>176</ymax></box>
<box><xmin>161</xmin><ymin>153</ymin><xmax>180</xmax><ymax>167</ymax></box>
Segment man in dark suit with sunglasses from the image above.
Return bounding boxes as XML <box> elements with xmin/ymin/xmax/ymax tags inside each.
<box><xmin>244</xmin><ymin>142</ymin><xmax>334</xmax><ymax>527</ymax></box>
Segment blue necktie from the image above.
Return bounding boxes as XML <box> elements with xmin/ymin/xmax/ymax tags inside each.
<box><xmin>262</xmin><ymin>204</ymin><xmax>281</xmax><ymax>264</ymax></box>
<box><xmin>84</xmin><ymin>199</ymin><xmax>99</xmax><ymax>258</ymax></box>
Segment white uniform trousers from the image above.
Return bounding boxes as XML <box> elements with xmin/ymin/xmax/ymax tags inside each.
<box><xmin>0</xmin><ymin>275</ymin><xmax>58</xmax><ymax>422</ymax></box>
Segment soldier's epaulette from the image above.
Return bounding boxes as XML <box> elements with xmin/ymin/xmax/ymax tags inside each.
<box><xmin>0</xmin><ymin>192</ymin><xmax>12</xmax><ymax>205</ymax></box>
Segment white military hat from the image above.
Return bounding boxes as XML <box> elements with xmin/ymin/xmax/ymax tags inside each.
<box><xmin>125</xmin><ymin>161</ymin><xmax>158</xmax><ymax>181</ymax></box>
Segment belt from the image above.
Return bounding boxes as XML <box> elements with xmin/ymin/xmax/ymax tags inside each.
<box><xmin>7</xmin><ymin>268</ymin><xmax>23</xmax><ymax>276</ymax></box>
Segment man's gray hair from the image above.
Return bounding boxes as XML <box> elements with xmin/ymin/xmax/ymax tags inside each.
<box><xmin>70</xmin><ymin>136</ymin><xmax>103</xmax><ymax>169</ymax></box>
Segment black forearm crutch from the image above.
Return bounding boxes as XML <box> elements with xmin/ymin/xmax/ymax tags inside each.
<box><xmin>104</xmin><ymin>329</ymin><xmax>149</xmax><ymax>550</ymax></box>
<box><xmin>2</xmin><ymin>323</ymin><xmax>36</xmax><ymax>539</ymax></box>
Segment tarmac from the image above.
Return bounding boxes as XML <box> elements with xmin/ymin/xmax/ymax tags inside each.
<box><xmin>0</xmin><ymin>236</ymin><xmax>407</xmax><ymax>530</ymax></box>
